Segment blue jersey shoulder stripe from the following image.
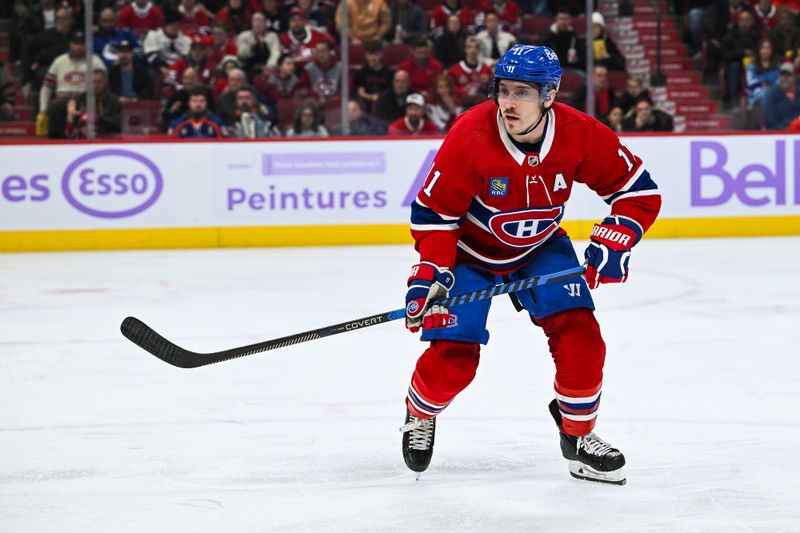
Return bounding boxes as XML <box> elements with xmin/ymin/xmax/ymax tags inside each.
<box><xmin>604</xmin><ymin>170</ymin><xmax>658</xmax><ymax>205</ymax></box>
<box><xmin>410</xmin><ymin>200</ymin><xmax>465</xmax><ymax>226</ymax></box>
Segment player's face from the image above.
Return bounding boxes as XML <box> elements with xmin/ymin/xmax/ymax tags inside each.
<box><xmin>497</xmin><ymin>80</ymin><xmax>547</xmax><ymax>135</ymax></box>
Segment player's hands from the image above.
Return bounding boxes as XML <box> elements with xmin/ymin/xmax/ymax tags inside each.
<box><xmin>584</xmin><ymin>216</ymin><xmax>643</xmax><ymax>289</ymax></box>
<box><xmin>405</xmin><ymin>262</ymin><xmax>455</xmax><ymax>332</ymax></box>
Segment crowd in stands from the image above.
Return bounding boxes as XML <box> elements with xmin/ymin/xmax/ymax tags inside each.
<box><xmin>4</xmin><ymin>0</ymin><xmax>800</xmax><ymax>137</ymax></box>
<box><xmin>690</xmin><ymin>0</ymin><xmax>800</xmax><ymax>127</ymax></box>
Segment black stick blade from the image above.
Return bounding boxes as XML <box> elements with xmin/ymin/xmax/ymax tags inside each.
<box><xmin>121</xmin><ymin>316</ymin><xmax>198</xmax><ymax>368</ymax></box>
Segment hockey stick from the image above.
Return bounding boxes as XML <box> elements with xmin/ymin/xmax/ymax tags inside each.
<box><xmin>121</xmin><ymin>265</ymin><xmax>586</xmax><ymax>369</ymax></box>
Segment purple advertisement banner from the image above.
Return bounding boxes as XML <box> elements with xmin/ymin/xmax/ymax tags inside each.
<box><xmin>262</xmin><ymin>152</ymin><xmax>386</xmax><ymax>176</ymax></box>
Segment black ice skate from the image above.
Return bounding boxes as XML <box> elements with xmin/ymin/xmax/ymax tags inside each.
<box><xmin>548</xmin><ymin>399</ymin><xmax>626</xmax><ymax>485</ymax></box>
<box><xmin>400</xmin><ymin>409</ymin><xmax>436</xmax><ymax>477</ymax></box>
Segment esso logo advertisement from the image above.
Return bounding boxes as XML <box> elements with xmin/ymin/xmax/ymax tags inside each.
<box><xmin>61</xmin><ymin>149</ymin><xmax>163</xmax><ymax>218</ymax></box>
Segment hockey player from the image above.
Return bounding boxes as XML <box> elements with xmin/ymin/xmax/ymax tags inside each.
<box><xmin>400</xmin><ymin>44</ymin><xmax>661</xmax><ymax>485</ymax></box>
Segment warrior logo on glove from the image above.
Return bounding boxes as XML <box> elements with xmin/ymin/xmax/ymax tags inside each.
<box><xmin>584</xmin><ymin>215</ymin><xmax>643</xmax><ymax>289</ymax></box>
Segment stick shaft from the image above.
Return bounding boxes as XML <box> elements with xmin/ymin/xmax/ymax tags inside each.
<box><xmin>121</xmin><ymin>266</ymin><xmax>586</xmax><ymax>368</ymax></box>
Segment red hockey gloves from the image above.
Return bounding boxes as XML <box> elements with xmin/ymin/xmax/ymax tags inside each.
<box><xmin>405</xmin><ymin>262</ymin><xmax>455</xmax><ymax>332</ymax></box>
<box><xmin>584</xmin><ymin>216</ymin><xmax>643</xmax><ymax>289</ymax></box>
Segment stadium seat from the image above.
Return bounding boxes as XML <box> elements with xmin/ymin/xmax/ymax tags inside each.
<box><xmin>573</xmin><ymin>15</ymin><xmax>587</xmax><ymax>38</ymax></box>
<box><xmin>416</xmin><ymin>0</ymin><xmax>440</xmax><ymax>11</ymax></box>
<box><xmin>322</xmin><ymin>97</ymin><xmax>343</xmax><ymax>133</ymax></box>
<box><xmin>382</xmin><ymin>44</ymin><xmax>411</xmax><ymax>67</ymax></box>
<box><xmin>520</xmin><ymin>14</ymin><xmax>552</xmax><ymax>39</ymax></box>
<box><xmin>346</xmin><ymin>43</ymin><xmax>366</xmax><ymax>67</ymax></box>
<box><xmin>608</xmin><ymin>71</ymin><xmax>628</xmax><ymax>94</ymax></box>
<box><xmin>121</xmin><ymin>101</ymin><xmax>162</xmax><ymax>135</ymax></box>
<box><xmin>277</xmin><ymin>96</ymin><xmax>303</xmax><ymax>131</ymax></box>
<box><xmin>558</xmin><ymin>69</ymin><xmax>584</xmax><ymax>102</ymax></box>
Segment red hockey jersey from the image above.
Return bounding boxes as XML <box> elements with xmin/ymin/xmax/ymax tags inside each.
<box><xmin>410</xmin><ymin>100</ymin><xmax>661</xmax><ymax>274</ymax></box>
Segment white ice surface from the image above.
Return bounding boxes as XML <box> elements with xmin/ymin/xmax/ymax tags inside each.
<box><xmin>1</xmin><ymin>238</ymin><xmax>799</xmax><ymax>532</ymax></box>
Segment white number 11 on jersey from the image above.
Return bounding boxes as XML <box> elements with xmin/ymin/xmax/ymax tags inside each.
<box><xmin>424</xmin><ymin>170</ymin><xmax>441</xmax><ymax>197</ymax></box>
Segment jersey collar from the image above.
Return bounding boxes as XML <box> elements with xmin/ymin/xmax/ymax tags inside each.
<box><xmin>496</xmin><ymin>107</ymin><xmax>556</xmax><ymax>166</ymax></box>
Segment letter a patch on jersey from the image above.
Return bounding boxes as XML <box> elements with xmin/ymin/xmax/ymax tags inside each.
<box><xmin>553</xmin><ymin>173</ymin><xmax>567</xmax><ymax>192</ymax></box>
<box><xmin>489</xmin><ymin>177</ymin><xmax>509</xmax><ymax>197</ymax></box>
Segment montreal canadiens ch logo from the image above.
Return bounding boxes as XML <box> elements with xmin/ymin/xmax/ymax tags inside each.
<box><xmin>488</xmin><ymin>206</ymin><xmax>563</xmax><ymax>248</ymax></box>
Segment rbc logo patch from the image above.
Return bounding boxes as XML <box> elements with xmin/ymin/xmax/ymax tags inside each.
<box><xmin>489</xmin><ymin>178</ymin><xmax>509</xmax><ymax>197</ymax></box>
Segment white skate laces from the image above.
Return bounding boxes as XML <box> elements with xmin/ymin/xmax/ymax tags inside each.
<box><xmin>576</xmin><ymin>432</ymin><xmax>614</xmax><ymax>456</ymax></box>
<box><xmin>399</xmin><ymin>416</ymin><xmax>435</xmax><ymax>451</ymax></box>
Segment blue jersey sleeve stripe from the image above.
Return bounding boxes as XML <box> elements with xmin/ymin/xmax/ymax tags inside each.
<box><xmin>411</xmin><ymin>201</ymin><xmax>465</xmax><ymax>226</ymax></box>
<box><xmin>604</xmin><ymin>170</ymin><xmax>658</xmax><ymax>205</ymax></box>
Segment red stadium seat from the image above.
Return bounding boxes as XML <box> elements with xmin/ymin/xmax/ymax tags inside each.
<box><xmin>608</xmin><ymin>71</ymin><xmax>628</xmax><ymax>94</ymax></box>
<box><xmin>277</xmin><ymin>96</ymin><xmax>303</xmax><ymax>131</ymax></box>
<box><xmin>558</xmin><ymin>69</ymin><xmax>584</xmax><ymax>102</ymax></box>
<box><xmin>346</xmin><ymin>43</ymin><xmax>366</xmax><ymax>67</ymax></box>
<box><xmin>121</xmin><ymin>100</ymin><xmax>162</xmax><ymax>134</ymax></box>
<box><xmin>322</xmin><ymin>97</ymin><xmax>343</xmax><ymax>133</ymax></box>
<box><xmin>574</xmin><ymin>15</ymin><xmax>587</xmax><ymax>38</ymax></box>
<box><xmin>520</xmin><ymin>14</ymin><xmax>552</xmax><ymax>38</ymax></box>
<box><xmin>382</xmin><ymin>44</ymin><xmax>411</xmax><ymax>67</ymax></box>
<box><xmin>416</xmin><ymin>0</ymin><xmax>440</xmax><ymax>11</ymax></box>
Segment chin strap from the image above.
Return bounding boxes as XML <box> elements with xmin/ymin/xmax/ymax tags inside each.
<box><xmin>518</xmin><ymin>102</ymin><xmax>549</xmax><ymax>136</ymax></box>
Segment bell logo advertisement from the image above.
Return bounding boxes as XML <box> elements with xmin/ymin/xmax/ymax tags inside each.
<box><xmin>690</xmin><ymin>140</ymin><xmax>800</xmax><ymax>208</ymax></box>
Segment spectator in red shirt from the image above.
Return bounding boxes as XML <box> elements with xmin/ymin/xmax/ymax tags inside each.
<box><xmin>388</xmin><ymin>93</ymin><xmax>440</xmax><ymax>135</ymax></box>
<box><xmin>753</xmin><ymin>0</ymin><xmax>779</xmax><ymax>34</ymax></box>
<box><xmin>117</xmin><ymin>0</ymin><xmax>165</xmax><ymax>37</ymax></box>
<box><xmin>280</xmin><ymin>7</ymin><xmax>334</xmax><ymax>65</ymax></box>
<box><xmin>171</xmin><ymin>33</ymin><xmax>217</xmax><ymax>86</ymax></box>
<box><xmin>426</xmin><ymin>73</ymin><xmax>462</xmax><ymax>131</ymax></box>
<box><xmin>430</xmin><ymin>0</ymin><xmax>473</xmax><ymax>37</ymax></box>
<box><xmin>473</xmin><ymin>0</ymin><xmax>520</xmax><ymax>33</ymax></box>
<box><xmin>209</xmin><ymin>21</ymin><xmax>239</xmax><ymax>67</ymax></box>
<box><xmin>398</xmin><ymin>37</ymin><xmax>444</xmax><ymax>96</ymax></box>
<box><xmin>178</xmin><ymin>0</ymin><xmax>213</xmax><ymax>34</ymax></box>
<box><xmin>448</xmin><ymin>36</ymin><xmax>492</xmax><ymax>103</ymax></box>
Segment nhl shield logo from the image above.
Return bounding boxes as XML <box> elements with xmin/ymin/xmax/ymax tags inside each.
<box><xmin>489</xmin><ymin>177</ymin><xmax>509</xmax><ymax>197</ymax></box>
<box><xmin>528</xmin><ymin>154</ymin><xmax>539</xmax><ymax>166</ymax></box>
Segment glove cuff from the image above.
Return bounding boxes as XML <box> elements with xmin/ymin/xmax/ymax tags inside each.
<box><xmin>407</xmin><ymin>262</ymin><xmax>455</xmax><ymax>291</ymax></box>
<box><xmin>591</xmin><ymin>216</ymin><xmax>643</xmax><ymax>251</ymax></box>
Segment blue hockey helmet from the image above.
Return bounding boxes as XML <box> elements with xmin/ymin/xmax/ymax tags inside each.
<box><xmin>492</xmin><ymin>45</ymin><xmax>563</xmax><ymax>100</ymax></box>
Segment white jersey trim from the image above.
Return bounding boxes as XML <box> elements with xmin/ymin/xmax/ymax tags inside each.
<box><xmin>539</xmin><ymin>108</ymin><xmax>556</xmax><ymax>162</ymax></box>
<box><xmin>495</xmin><ymin>107</ymin><xmax>556</xmax><ymax>166</ymax></box>
<box><xmin>561</xmin><ymin>411</ymin><xmax>598</xmax><ymax>422</ymax></box>
<box><xmin>496</xmin><ymin>110</ymin><xmax>525</xmax><ymax>165</ymax></box>
<box><xmin>465</xmin><ymin>212</ymin><xmax>492</xmax><ymax>233</ymax></box>
<box><xmin>472</xmin><ymin>194</ymin><xmax>501</xmax><ymax>213</ymax></box>
<box><xmin>413</xmin><ymin>198</ymin><xmax>462</xmax><ymax>221</ymax></box>
<box><xmin>609</xmin><ymin>189</ymin><xmax>661</xmax><ymax>207</ymax></box>
<box><xmin>602</xmin><ymin>164</ymin><xmax>645</xmax><ymax>200</ymax></box>
<box><xmin>555</xmin><ymin>389</ymin><xmax>602</xmax><ymax>403</ymax></box>
<box><xmin>411</xmin><ymin>223</ymin><xmax>460</xmax><ymax>231</ymax></box>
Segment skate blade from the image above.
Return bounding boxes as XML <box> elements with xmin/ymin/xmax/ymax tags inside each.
<box><xmin>568</xmin><ymin>460</ymin><xmax>626</xmax><ymax>485</ymax></box>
